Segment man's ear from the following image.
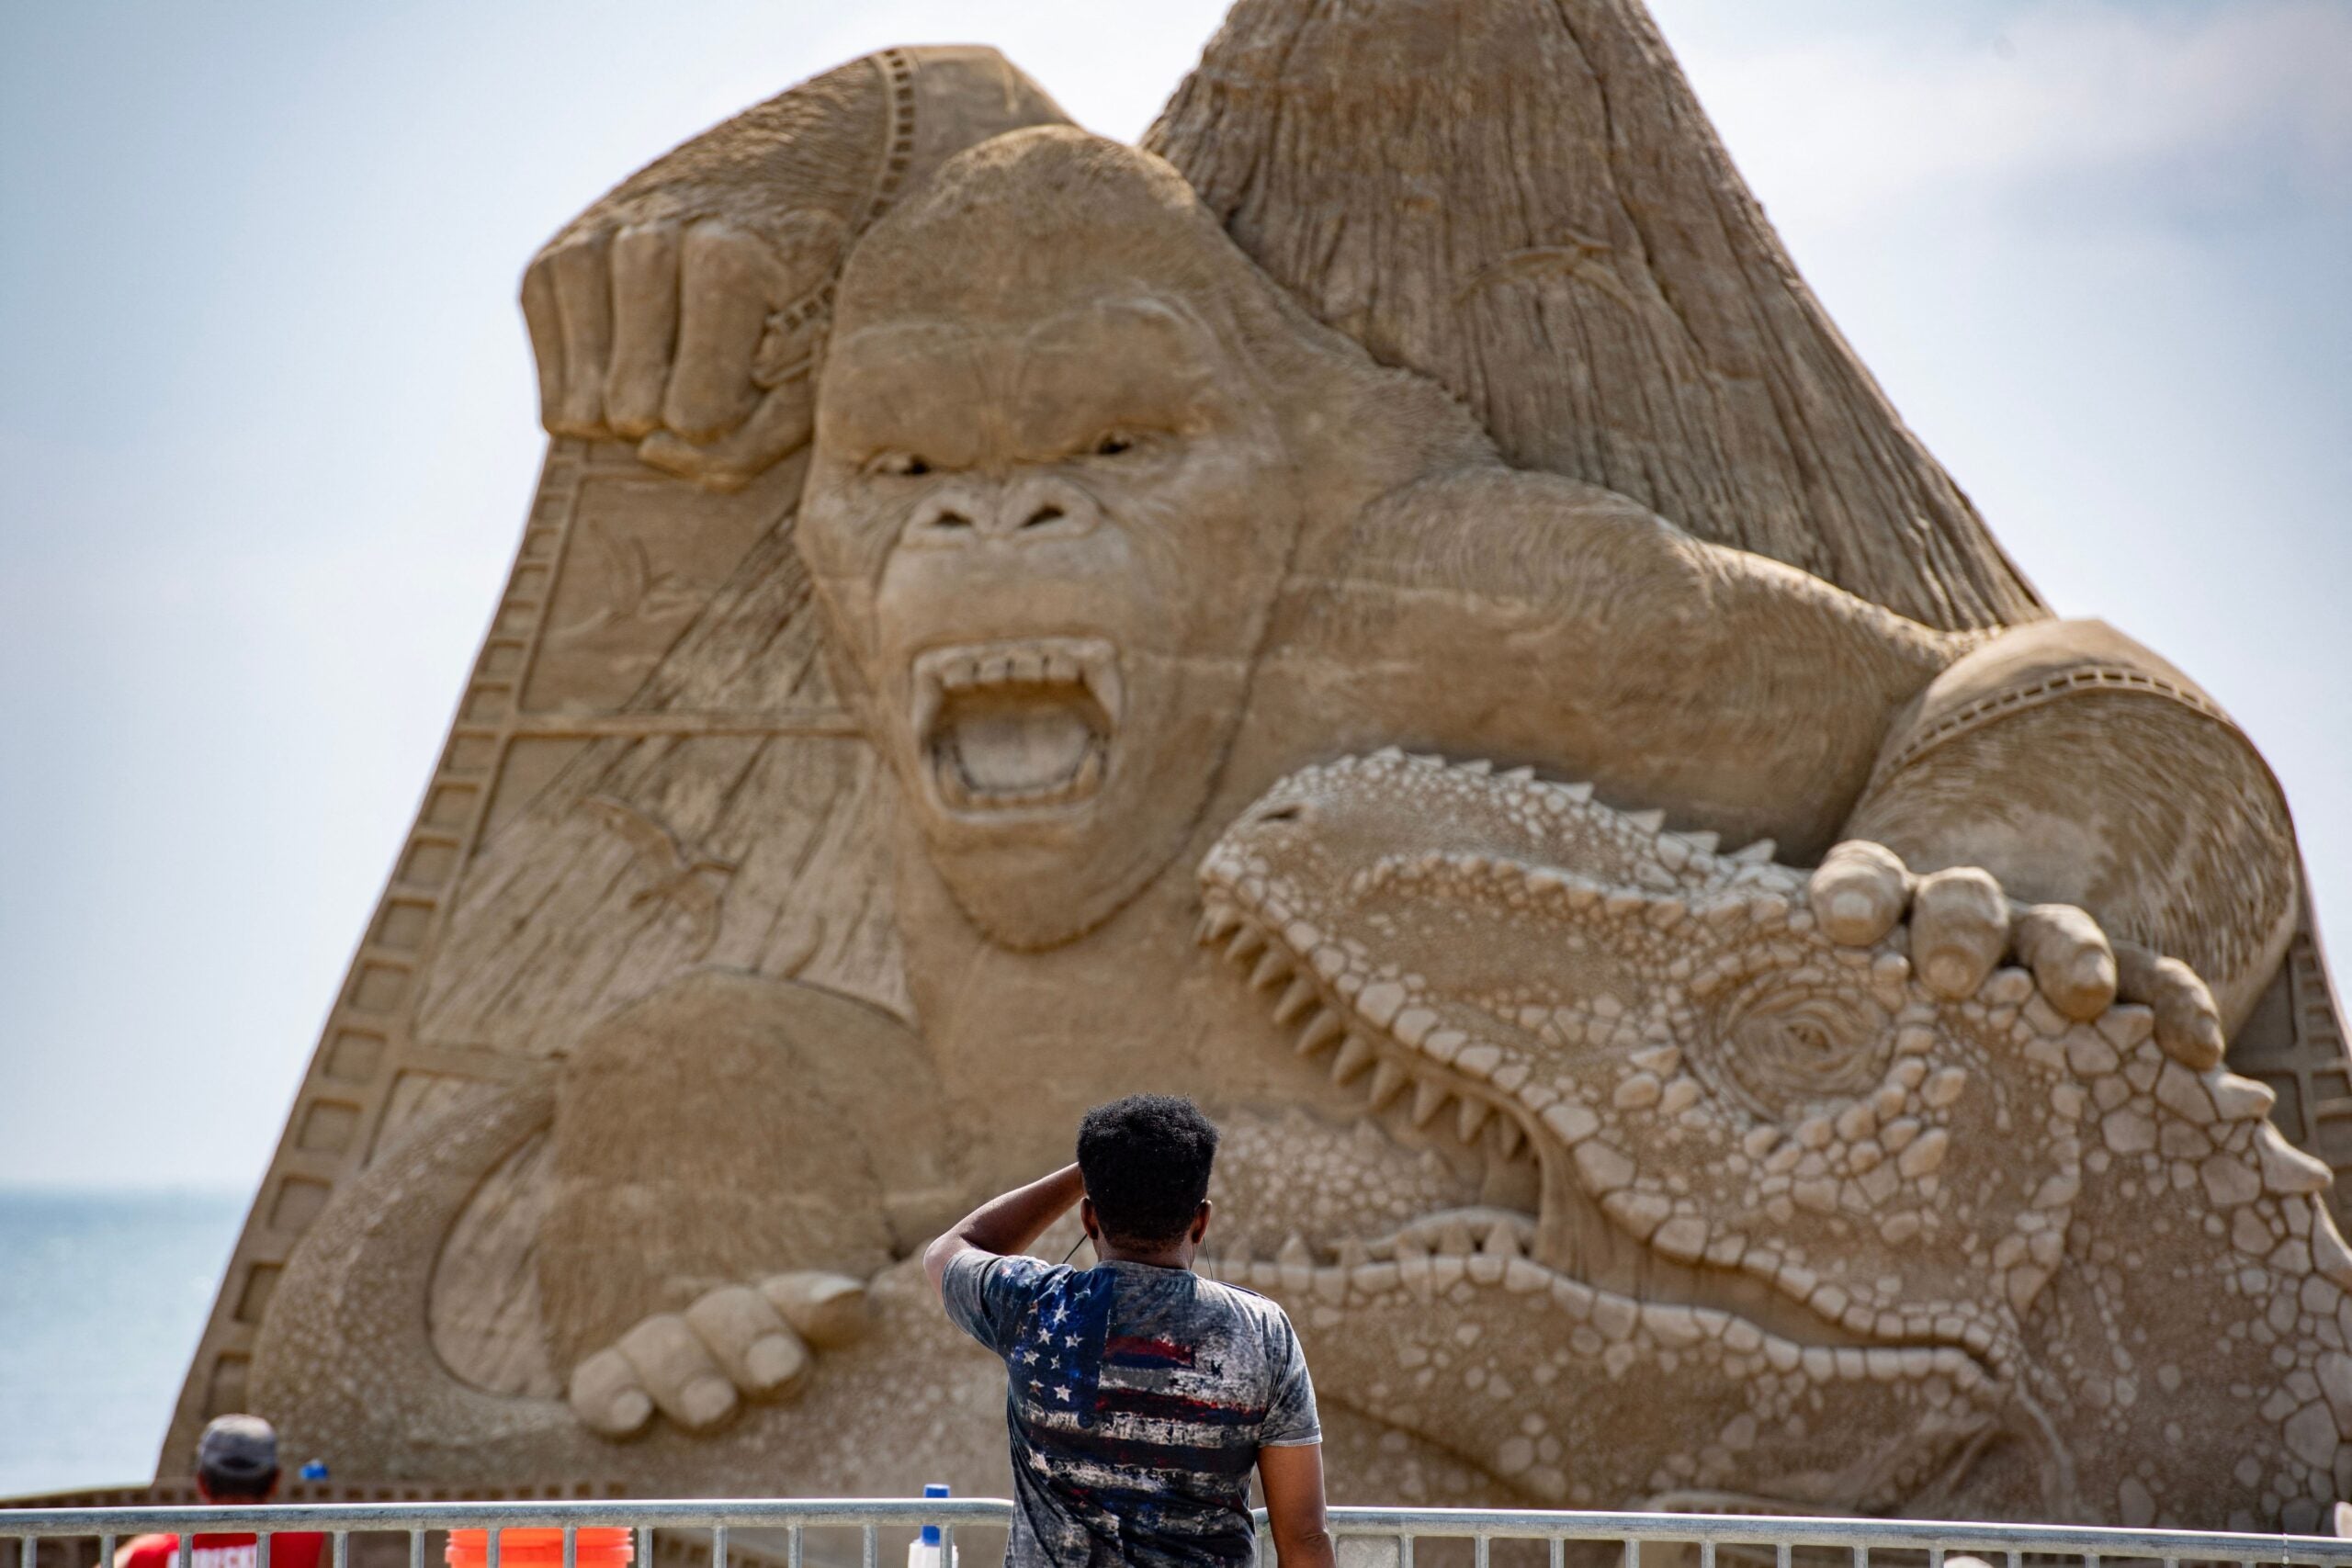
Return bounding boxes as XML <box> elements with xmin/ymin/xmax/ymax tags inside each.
<box><xmin>1191</xmin><ymin>1198</ymin><xmax>1213</xmax><ymax>1244</ymax></box>
<box><xmin>1080</xmin><ymin>1196</ymin><xmax>1100</xmax><ymax>1242</ymax></box>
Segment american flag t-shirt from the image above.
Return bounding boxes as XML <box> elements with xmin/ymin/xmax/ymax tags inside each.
<box><xmin>943</xmin><ymin>1254</ymin><xmax>1320</xmax><ymax>1568</ymax></box>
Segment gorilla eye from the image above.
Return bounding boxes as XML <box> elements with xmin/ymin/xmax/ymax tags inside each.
<box><xmin>1092</xmin><ymin>432</ymin><xmax>1136</xmax><ymax>457</ymax></box>
<box><xmin>870</xmin><ymin>452</ymin><xmax>931</xmax><ymax>478</ymax></box>
<box><xmin>1255</xmin><ymin>803</ymin><xmax>1306</xmax><ymax>825</ymax></box>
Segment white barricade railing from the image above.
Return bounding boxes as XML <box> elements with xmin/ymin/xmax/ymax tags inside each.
<box><xmin>1294</xmin><ymin>1506</ymin><xmax>2352</xmax><ymax>1568</ymax></box>
<box><xmin>6</xmin><ymin>1499</ymin><xmax>2349</xmax><ymax>1568</ymax></box>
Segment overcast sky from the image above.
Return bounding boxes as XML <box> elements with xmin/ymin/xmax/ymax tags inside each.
<box><xmin>3</xmin><ymin>0</ymin><xmax>2346</xmax><ymax>1195</ymax></box>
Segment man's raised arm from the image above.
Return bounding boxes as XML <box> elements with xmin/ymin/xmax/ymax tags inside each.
<box><xmin>922</xmin><ymin>1163</ymin><xmax>1087</xmax><ymax>1299</ymax></box>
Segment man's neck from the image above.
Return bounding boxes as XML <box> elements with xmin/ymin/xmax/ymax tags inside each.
<box><xmin>1095</xmin><ymin>1239</ymin><xmax>1193</xmax><ymax>1269</ymax></box>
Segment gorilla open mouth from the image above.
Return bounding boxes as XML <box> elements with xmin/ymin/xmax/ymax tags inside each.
<box><xmin>910</xmin><ymin>637</ymin><xmax>1123</xmax><ymax>814</ymax></box>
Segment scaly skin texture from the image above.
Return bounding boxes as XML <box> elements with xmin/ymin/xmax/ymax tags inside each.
<box><xmin>1198</xmin><ymin>751</ymin><xmax>2352</xmax><ymax>1531</ymax></box>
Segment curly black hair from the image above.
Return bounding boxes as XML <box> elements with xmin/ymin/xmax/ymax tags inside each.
<box><xmin>1077</xmin><ymin>1094</ymin><xmax>1221</xmax><ymax>1246</ymax></box>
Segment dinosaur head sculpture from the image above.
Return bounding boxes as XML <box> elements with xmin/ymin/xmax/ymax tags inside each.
<box><xmin>1198</xmin><ymin>750</ymin><xmax>2352</xmax><ymax>1529</ymax></box>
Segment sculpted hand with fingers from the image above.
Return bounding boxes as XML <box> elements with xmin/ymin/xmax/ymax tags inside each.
<box><xmin>1808</xmin><ymin>841</ymin><xmax>2226</xmax><ymax>1069</ymax></box>
<box><xmin>566</xmin><ymin>1271</ymin><xmax>871</xmax><ymax>1438</ymax></box>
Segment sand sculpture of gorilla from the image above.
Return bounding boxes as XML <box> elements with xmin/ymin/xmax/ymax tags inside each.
<box><xmin>249</xmin><ymin>122</ymin><xmax>2301</xmax><ymax>1515</ymax></box>
<box><xmin>573</xmin><ymin>125</ymin><xmax>2290</xmax><ymax>1475</ymax></box>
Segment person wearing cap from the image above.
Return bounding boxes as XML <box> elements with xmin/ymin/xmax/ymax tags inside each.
<box><xmin>114</xmin><ymin>1416</ymin><xmax>326</xmax><ymax>1568</ymax></box>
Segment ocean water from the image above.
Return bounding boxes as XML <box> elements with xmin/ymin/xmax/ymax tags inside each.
<box><xmin>0</xmin><ymin>1189</ymin><xmax>244</xmax><ymax>1499</ymax></box>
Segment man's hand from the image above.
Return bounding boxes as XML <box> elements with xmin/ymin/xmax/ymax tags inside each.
<box><xmin>923</xmin><ymin>1163</ymin><xmax>1088</xmax><ymax>1299</ymax></box>
<box><xmin>567</xmin><ymin>1270</ymin><xmax>870</xmax><ymax>1438</ymax></box>
<box><xmin>1260</xmin><ymin>1444</ymin><xmax>1337</xmax><ymax>1568</ymax></box>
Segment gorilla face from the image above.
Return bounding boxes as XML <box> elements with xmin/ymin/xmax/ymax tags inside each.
<box><xmin>799</xmin><ymin>289</ymin><xmax>1299</xmax><ymax>948</ymax></box>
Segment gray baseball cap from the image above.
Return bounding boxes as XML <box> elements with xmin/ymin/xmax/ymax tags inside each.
<box><xmin>196</xmin><ymin>1415</ymin><xmax>279</xmax><ymax>1485</ymax></box>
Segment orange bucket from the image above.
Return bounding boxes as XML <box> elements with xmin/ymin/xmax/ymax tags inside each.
<box><xmin>447</xmin><ymin>1531</ymin><xmax>633</xmax><ymax>1568</ymax></box>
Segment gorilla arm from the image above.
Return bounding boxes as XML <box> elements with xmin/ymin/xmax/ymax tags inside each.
<box><xmin>1283</xmin><ymin>463</ymin><xmax>1960</xmax><ymax>855</ymax></box>
<box><xmin>1272</xmin><ymin>462</ymin><xmax>2272</xmax><ymax>1055</ymax></box>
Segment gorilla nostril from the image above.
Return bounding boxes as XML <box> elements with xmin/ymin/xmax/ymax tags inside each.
<box><xmin>1022</xmin><ymin>505</ymin><xmax>1066</xmax><ymax>530</ymax></box>
<box><xmin>1257</xmin><ymin>804</ymin><xmax>1305</xmax><ymax>824</ymax></box>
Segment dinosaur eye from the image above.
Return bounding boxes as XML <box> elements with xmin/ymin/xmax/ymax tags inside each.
<box><xmin>1708</xmin><ymin>977</ymin><xmax>1890</xmax><ymax>1119</ymax></box>
<box><xmin>868</xmin><ymin>451</ymin><xmax>932</xmax><ymax>478</ymax></box>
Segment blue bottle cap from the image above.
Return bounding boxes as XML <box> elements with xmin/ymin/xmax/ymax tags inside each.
<box><xmin>299</xmin><ymin>1461</ymin><xmax>329</xmax><ymax>1481</ymax></box>
<box><xmin>921</xmin><ymin>1483</ymin><xmax>949</xmax><ymax>1546</ymax></box>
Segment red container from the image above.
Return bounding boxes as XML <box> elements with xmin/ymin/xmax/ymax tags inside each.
<box><xmin>446</xmin><ymin>1531</ymin><xmax>633</xmax><ymax>1568</ymax></box>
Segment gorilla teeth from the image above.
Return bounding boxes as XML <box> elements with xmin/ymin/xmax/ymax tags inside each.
<box><xmin>910</xmin><ymin>635</ymin><xmax>1124</xmax><ymax>730</ymax></box>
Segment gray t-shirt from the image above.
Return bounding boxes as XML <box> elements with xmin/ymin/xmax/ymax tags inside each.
<box><xmin>942</xmin><ymin>1252</ymin><xmax>1321</xmax><ymax>1568</ymax></box>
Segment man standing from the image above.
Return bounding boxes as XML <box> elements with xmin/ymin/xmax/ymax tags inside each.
<box><xmin>927</xmin><ymin>1095</ymin><xmax>1336</xmax><ymax>1568</ymax></box>
<box><xmin>115</xmin><ymin>1416</ymin><xmax>325</xmax><ymax>1568</ymax></box>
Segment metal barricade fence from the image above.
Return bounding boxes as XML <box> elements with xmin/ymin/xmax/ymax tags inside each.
<box><xmin>1289</xmin><ymin>1507</ymin><xmax>2352</xmax><ymax>1568</ymax></box>
<box><xmin>5</xmin><ymin>1499</ymin><xmax>2349</xmax><ymax>1568</ymax></box>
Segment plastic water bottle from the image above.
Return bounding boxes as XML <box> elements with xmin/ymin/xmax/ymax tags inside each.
<box><xmin>908</xmin><ymin>1483</ymin><xmax>954</xmax><ymax>1568</ymax></box>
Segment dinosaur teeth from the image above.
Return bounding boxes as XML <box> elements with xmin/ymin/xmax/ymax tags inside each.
<box><xmin>1272</xmin><ymin>976</ymin><xmax>1318</xmax><ymax>1024</ymax></box>
<box><xmin>1411</xmin><ymin>1078</ymin><xmax>1451</xmax><ymax>1127</ymax></box>
<box><xmin>1198</xmin><ymin>904</ymin><xmax>1241</xmax><ymax>944</ymax></box>
<box><xmin>1626</xmin><ymin>808</ymin><xmax>1667</xmax><ymax>834</ymax></box>
<box><xmin>1227</xmin><ymin>925</ymin><xmax>1267</xmax><ymax>963</ymax></box>
<box><xmin>1481</xmin><ymin>1218</ymin><xmax>1523</xmax><ymax>1258</ymax></box>
<box><xmin>1278</xmin><ymin>1233</ymin><xmax>1315</xmax><ymax>1269</ymax></box>
<box><xmin>1331</xmin><ymin>1033</ymin><xmax>1376</xmax><ymax>1084</ymax></box>
<box><xmin>1492</xmin><ymin>1118</ymin><xmax>1527</xmax><ymax>1160</ymax></box>
<box><xmin>1296</xmin><ymin>1009</ymin><xmax>1345</xmax><ymax>1055</ymax></box>
<box><xmin>1682</xmin><ymin>830</ymin><xmax>1719</xmax><ymax>855</ymax></box>
<box><xmin>1559</xmin><ymin>781</ymin><xmax>1596</xmax><ymax>802</ymax></box>
<box><xmin>1728</xmin><ymin>838</ymin><xmax>1778</xmax><ymax>864</ymax></box>
<box><xmin>1434</xmin><ymin>1217</ymin><xmax>1476</xmax><ymax>1256</ymax></box>
<box><xmin>1367</xmin><ymin>1059</ymin><xmax>1410</xmax><ymax>1110</ymax></box>
<box><xmin>1250</xmin><ymin>950</ymin><xmax>1293</xmax><ymax>990</ymax></box>
<box><xmin>1457</xmin><ymin>1097</ymin><xmax>1494</xmax><ymax>1143</ymax></box>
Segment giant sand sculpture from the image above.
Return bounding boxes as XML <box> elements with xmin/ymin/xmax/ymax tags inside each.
<box><xmin>161</xmin><ymin>0</ymin><xmax>2349</xmax><ymax>1535</ymax></box>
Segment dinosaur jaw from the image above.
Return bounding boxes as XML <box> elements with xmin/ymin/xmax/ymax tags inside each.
<box><xmin>1202</xmin><ymin>1209</ymin><xmax>2002</xmax><ymax>1514</ymax></box>
<box><xmin>1200</xmin><ymin>896</ymin><xmax>2000</xmax><ymax>1385</ymax></box>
